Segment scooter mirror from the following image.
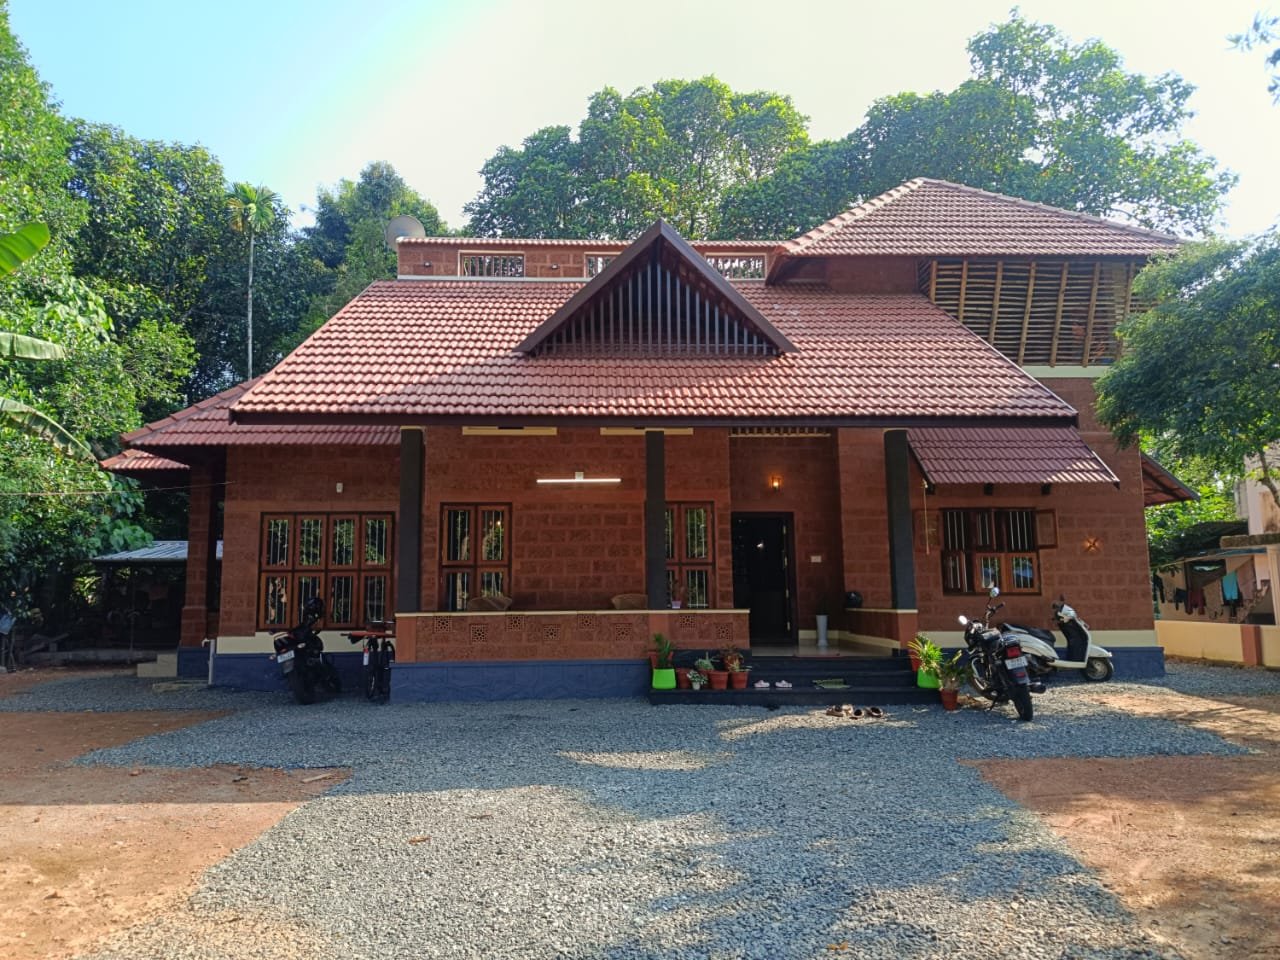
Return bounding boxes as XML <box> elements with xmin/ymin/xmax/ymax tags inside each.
<box><xmin>988</xmin><ymin>586</ymin><xmax>1000</xmax><ymax>599</ymax></box>
<box><xmin>957</xmin><ymin>615</ymin><xmax>969</xmax><ymax>626</ymax></box>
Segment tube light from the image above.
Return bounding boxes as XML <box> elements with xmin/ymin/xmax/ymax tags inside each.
<box><xmin>536</xmin><ymin>471</ymin><xmax>622</xmax><ymax>485</ymax></box>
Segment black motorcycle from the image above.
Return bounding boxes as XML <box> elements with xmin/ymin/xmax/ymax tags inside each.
<box><xmin>959</xmin><ymin>587</ymin><xmax>1042</xmax><ymax>722</ymax></box>
<box><xmin>272</xmin><ymin>596</ymin><xmax>342</xmax><ymax>704</ymax></box>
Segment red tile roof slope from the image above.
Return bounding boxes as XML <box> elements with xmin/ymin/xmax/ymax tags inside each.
<box><xmin>100</xmin><ymin>448</ymin><xmax>189</xmax><ymax>473</ymax></box>
<box><xmin>781</xmin><ymin>179</ymin><xmax>1181</xmax><ymax>258</ymax></box>
<box><xmin>231</xmin><ymin>280</ymin><xmax>1075</xmax><ymax>424</ymax></box>
<box><xmin>908</xmin><ymin>426</ymin><xmax>1119</xmax><ymax>485</ymax></box>
<box><xmin>124</xmin><ymin>379</ymin><xmax>398</xmax><ymax>450</ymax></box>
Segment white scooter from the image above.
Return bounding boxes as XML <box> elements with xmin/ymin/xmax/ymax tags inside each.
<box><xmin>998</xmin><ymin>593</ymin><xmax>1114</xmax><ymax>682</ymax></box>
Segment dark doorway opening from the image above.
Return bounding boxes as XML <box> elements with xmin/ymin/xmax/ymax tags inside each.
<box><xmin>732</xmin><ymin>513</ymin><xmax>796</xmax><ymax>645</ymax></box>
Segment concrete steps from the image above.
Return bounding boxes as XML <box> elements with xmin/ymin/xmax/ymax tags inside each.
<box><xmin>137</xmin><ymin>652</ymin><xmax>177</xmax><ymax>678</ymax></box>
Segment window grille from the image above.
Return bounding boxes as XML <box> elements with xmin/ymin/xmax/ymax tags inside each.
<box><xmin>665</xmin><ymin>503</ymin><xmax>715</xmax><ymax>608</ymax></box>
<box><xmin>461</xmin><ymin>253</ymin><xmax>525</xmax><ymax>277</ymax></box>
<box><xmin>941</xmin><ymin>508</ymin><xmax>1043</xmax><ymax>594</ymax></box>
<box><xmin>440</xmin><ymin>504</ymin><xmax>511</xmax><ymax>610</ymax></box>
<box><xmin>705</xmin><ymin>254</ymin><xmax>765</xmax><ymax>280</ymax></box>
<box><xmin>585</xmin><ymin>254</ymin><xmax>615</xmax><ymax>277</ymax></box>
<box><xmin>258</xmin><ymin>513</ymin><xmax>393</xmax><ymax>629</ymax></box>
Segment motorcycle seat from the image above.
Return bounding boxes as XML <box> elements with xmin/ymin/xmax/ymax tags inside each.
<box><xmin>1000</xmin><ymin>622</ymin><xmax>1057</xmax><ymax>645</ymax></box>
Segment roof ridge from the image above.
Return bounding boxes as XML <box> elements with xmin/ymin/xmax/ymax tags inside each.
<box><xmin>783</xmin><ymin>179</ymin><xmax>927</xmax><ymax>254</ymax></box>
<box><xmin>913</xmin><ymin>178</ymin><xmax>1183</xmax><ymax>244</ymax></box>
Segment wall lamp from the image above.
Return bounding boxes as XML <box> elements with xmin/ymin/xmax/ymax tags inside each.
<box><xmin>769</xmin><ymin>474</ymin><xmax>783</xmax><ymax>493</ymax></box>
<box><xmin>536</xmin><ymin>470</ymin><xmax>621</xmax><ymax>485</ymax></box>
<box><xmin>1083</xmin><ymin>536</ymin><xmax>1102</xmax><ymax>553</ymax></box>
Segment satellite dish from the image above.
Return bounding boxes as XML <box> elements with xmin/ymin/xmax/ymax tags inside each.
<box><xmin>383</xmin><ymin>215</ymin><xmax>427</xmax><ymax>250</ymax></box>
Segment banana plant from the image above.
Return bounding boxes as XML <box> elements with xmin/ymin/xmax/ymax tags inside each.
<box><xmin>0</xmin><ymin>222</ymin><xmax>92</xmax><ymax>459</ymax></box>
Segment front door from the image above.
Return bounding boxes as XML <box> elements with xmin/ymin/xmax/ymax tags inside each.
<box><xmin>731</xmin><ymin>513</ymin><xmax>795</xmax><ymax>644</ymax></box>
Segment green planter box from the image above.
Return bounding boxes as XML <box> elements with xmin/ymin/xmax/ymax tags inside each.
<box><xmin>916</xmin><ymin>667</ymin><xmax>940</xmax><ymax>690</ymax></box>
<box><xmin>651</xmin><ymin>668</ymin><xmax>676</xmax><ymax>690</ymax></box>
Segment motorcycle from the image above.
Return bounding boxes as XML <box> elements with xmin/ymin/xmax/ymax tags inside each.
<box><xmin>959</xmin><ymin>587</ymin><xmax>1042</xmax><ymax>722</ymax></box>
<box><xmin>1000</xmin><ymin>596</ymin><xmax>1114</xmax><ymax>682</ymax></box>
<box><xmin>272</xmin><ymin>596</ymin><xmax>342</xmax><ymax>704</ymax></box>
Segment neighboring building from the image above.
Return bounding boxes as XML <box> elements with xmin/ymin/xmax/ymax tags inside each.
<box><xmin>111</xmin><ymin>179</ymin><xmax>1185</xmax><ymax>697</ymax></box>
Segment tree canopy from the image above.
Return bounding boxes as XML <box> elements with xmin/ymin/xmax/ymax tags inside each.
<box><xmin>721</xmin><ymin>12</ymin><xmax>1233</xmax><ymax>239</ymax></box>
<box><xmin>464</xmin><ymin>76</ymin><xmax>810</xmax><ymax>239</ymax></box>
<box><xmin>1096</xmin><ymin>236</ymin><xmax>1280</xmax><ymax>510</ymax></box>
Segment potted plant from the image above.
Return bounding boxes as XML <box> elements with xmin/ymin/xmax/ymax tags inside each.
<box><xmin>696</xmin><ymin>654</ymin><xmax>727</xmax><ymax>690</ymax></box>
<box><xmin>935</xmin><ymin>651</ymin><xmax>969</xmax><ymax>710</ymax></box>
<box><xmin>688</xmin><ymin>669</ymin><xmax>707</xmax><ymax>690</ymax></box>
<box><xmin>722</xmin><ymin>644</ymin><xmax>750</xmax><ymax>689</ymax></box>
<box><xmin>906</xmin><ymin>633</ymin><xmax>942</xmax><ymax>690</ymax></box>
<box><xmin>675</xmin><ymin>666</ymin><xmax>692</xmax><ymax>689</ymax></box>
<box><xmin>650</xmin><ymin>633</ymin><xmax>676</xmax><ymax>690</ymax></box>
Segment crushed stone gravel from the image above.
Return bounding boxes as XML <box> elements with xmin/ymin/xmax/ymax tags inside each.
<box><xmin>3</xmin><ymin>668</ymin><xmax>1261</xmax><ymax>959</ymax></box>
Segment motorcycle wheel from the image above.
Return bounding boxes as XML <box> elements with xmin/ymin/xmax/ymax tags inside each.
<box><xmin>288</xmin><ymin>669</ymin><xmax>315</xmax><ymax>705</ymax></box>
<box><xmin>1012</xmin><ymin>687</ymin><xmax>1034</xmax><ymax>722</ymax></box>
<box><xmin>324</xmin><ymin>664</ymin><xmax>342</xmax><ymax>695</ymax></box>
<box><xmin>380</xmin><ymin>645</ymin><xmax>395</xmax><ymax>701</ymax></box>
<box><xmin>1084</xmin><ymin>657</ymin><xmax>1114</xmax><ymax>682</ymax></box>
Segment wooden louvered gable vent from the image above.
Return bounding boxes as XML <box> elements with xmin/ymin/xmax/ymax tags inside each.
<box><xmin>920</xmin><ymin>258</ymin><xmax>1138</xmax><ymax>367</ymax></box>
<box><xmin>521</xmin><ymin>223</ymin><xmax>794</xmax><ymax>357</ymax></box>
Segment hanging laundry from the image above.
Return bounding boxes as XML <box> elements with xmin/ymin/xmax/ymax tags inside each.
<box><xmin>1151</xmin><ymin>572</ymin><xmax>1166</xmax><ymax>602</ymax></box>
<box><xmin>1222</xmin><ymin>571</ymin><xmax>1240</xmax><ymax>601</ymax></box>
<box><xmin>1173</xmin><ymin>587</ymin><xmax>1188</xmax><ymax>608</ymax></box>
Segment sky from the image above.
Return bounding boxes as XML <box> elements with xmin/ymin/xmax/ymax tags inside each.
<box><xmin>9</xmin><ymin>0</ymin><xmax>1280</xmax><ymax>238</ymax></box>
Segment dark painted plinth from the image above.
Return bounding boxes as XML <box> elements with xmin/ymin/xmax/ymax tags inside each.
<box><xmin>177</xmin><ymin>646</ymin><xmax>209</xmax><ymax>678</ymax></box>
<box><xmin>393</xmin><ymin>659</ymin><xmax>649</xmax><ymax>702</ymax></box>
<box><xmin>210</xmin><ymin>651</ymin><xmax>365</xmax><ymax>692</ymax></box>
<box><xmin>1104</xmin><ymin>646</ymin><xmax>1165</xmax><ymax>678</ymax></box>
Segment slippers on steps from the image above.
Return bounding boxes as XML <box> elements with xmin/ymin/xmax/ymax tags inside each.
<box><xmin>867</xmin><ymin>706</ymin><xmax>886</xmax><ymax>719</ymax></box>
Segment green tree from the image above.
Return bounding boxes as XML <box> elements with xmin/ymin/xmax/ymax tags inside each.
<box><xmin>465</xmin><ymin>77</ymin><xmax>809</xmax><ymax>239</ymax></box>
<box><xmin>1233</xmin><ymin>13</ymin><xmax>1280</xmax><ymax>99</ymax></box>
<box><xmin>722</xmin><ymin>12</ymin><xmax>1233</xmax><ymax>238</ymax></box>
<box><xmin>226</xmin><ymin>183</ymin><xmax>278</xmax><ymax>378</ymax></box>
<box><xmin>1096</xmin><ymin>236</ymin><xmax>1280</xmax><ymax>511</ymax></box>
<box><xmin>293</xmin><ymin>161</ymin><xmax>445</xmax><ymax>347</ymax></box>
<box><xmin>0</xmin><ymin>223</ymin><xmax>89</xmax><ymax>458</ymax></box>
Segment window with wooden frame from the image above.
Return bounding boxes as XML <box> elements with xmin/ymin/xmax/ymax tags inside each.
<box><xmin>665</xmin><ymin>502</ymin><xmax>715</xmax><ymax>608</ymax></box>
<box><xmin>258</xmin><ymin>513</ymin><xmax>393</xmax><ymax>630</ymax></box>
<box><xmin>585</xmin><ymin>253</ymin><xmax>615</xmax><ymax>277</ymax></box>
<box><xmin>460</xmin><ymin>252</ymin><xmax>525</xmax><ymax>277</ymax></box>
<box><xmin>440</xmin><ymin>504</ymin><xmax>511</xmax><ymax>611</ymax></box>
<box><xmin>940</xmin><ymin>508</ymin><xmax>1043</xmax><ymax>594</ymax></box>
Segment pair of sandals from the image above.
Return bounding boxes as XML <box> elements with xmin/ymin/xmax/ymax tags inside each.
<box><xmin>824</xmin><ymin>704</ymin><xmax>886</xmax><ymax>719</ymax></box>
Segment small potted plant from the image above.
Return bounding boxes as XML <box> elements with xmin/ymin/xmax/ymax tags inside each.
<box><xmin>650</xmin><ymin>633</ymin><xmax>676</xmax><ymax>690</ymax></box>
<box><xmin>935</xmin><ymin>650</ymin><xmax>969</xmax><ymax>710</ymax></box>
<box><xmin>695</xmin><ymin>654</ymin><xmax>726</xmax><ymax>690</ymax></box>
<box><xmin>906</xmin><ymin>633</ymin><xmax>942</xmax><ymax>690</ymax></box>
<box><xmin>721</xmin><ymin>643</ymin><xmax>750</xmax><ymax>689</ymax></box>
<box><xmin>688</xmin><ymin>669</ymin><xmax>707</xmax><ymax>690</ymax></box>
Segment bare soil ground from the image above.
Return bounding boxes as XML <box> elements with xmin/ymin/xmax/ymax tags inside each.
<box><xmin>0</xmin><ymin>672</ymin><xmax>343</xmax><ymax>960</ymax></box>
<box><xmin>977</xmin><ymin>686</ymin><xmax>1280</xmax><ymax>960</ymax></box>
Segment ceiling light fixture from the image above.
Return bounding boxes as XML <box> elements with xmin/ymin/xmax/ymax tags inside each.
<box><xmin>536</xmin><ymin>471</ymin><xmax>622</xmax><ymax>485</ymax></box>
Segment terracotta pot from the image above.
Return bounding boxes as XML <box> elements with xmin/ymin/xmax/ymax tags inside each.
<box><xmin>648</xmin><ymin>652</ymin><xmax>659</xmax><ymax>670</ymax></box>
<box><xmin>707</xmin><ymin>670</ymin><xmax>729</xmax><ymax>690</ymax></box>
<box><xmin>675</xmin><ymin>668</ymin><xmax>691</xmax><ymax>690</ymax></box>
<box><xmin>908</xmin><ymin>651</ymin><xmax>922</xmax><ymax>673</ymax></box>
<box><xmin>729</xmin><ymin>670</ymin><xmax>749</xmax><ymax>689</ymax></box>
<box><xmin>939</xmin><ymin>688</ymin><xmax>959</xmax><ymax>711</ymax></box>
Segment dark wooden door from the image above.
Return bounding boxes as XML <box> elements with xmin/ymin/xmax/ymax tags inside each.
<box><xmin>731</xmin><ymin>514</ymin><xmax>795</xmax><ymax>644</ymax></box>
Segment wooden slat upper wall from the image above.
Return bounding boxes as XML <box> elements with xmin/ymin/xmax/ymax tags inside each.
<box><xmin>919</xmin><ymin>257</ymin><xmax>1138</xmax><ymax>367</ymax></box>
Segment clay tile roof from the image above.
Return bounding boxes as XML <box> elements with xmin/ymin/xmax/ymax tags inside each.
<box><xmin>400</xmin><ymin>237</ymin><xmax>782</xmax><ymax>249</ymax></box>
<box><xmin>1141</xmin><ymin>453</ymin><xmax>1197</xmax><ymax>506</ymax></box>
<box><xmin>781</xmin><ymin>178</ymin><xmax>1181</xmax><ymax>259</ymax></box>
<box><xmin>99</xmin><ymin>448</ymin><xmax>189</xmax><ymax>475</ymax></box>
<box><xmin>122</xmin><ymin>378</ymin><xmax>398</xmax><ymax>451</ymax></box>
<box><xmin>229</xmin><ymin>279</ymin><xmax>1075</xmax><ymax>425</ymax></box>
<box><xmin>907</xmin><ymin>426</ymin><xmax>1119</xmax><ymax>486</ymax></box>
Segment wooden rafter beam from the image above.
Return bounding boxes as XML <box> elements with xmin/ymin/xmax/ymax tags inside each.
<box><xmin>1081</xmin><ymin>261</ymin><xmax>1102</xmax><ymax>367</ymax></box>
<box><xmin>1049</xmin><ymin>261</ymin><xmax>1069</xmax><ymax>366</ymax></box>
<box><xmin>987</xmin><ymin>260</ymin><xmax>1004</xmax><ymax>343</ymax></box>
<box><xmin>1018</xmin><ymin>261</ymin><xmax>1038</xmax><ymax>366</ymax></box>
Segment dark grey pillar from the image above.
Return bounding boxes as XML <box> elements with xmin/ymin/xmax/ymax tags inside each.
<box><xmin>884</xmin><ymin>429</ymin><xmax>917</xmax><ymax>609</ymax></box>
<box><xmin>644</xmin><ymin>430</ymin><xmax>667</xmax><ymax>608</ymax></box>
<box><xmin>397</xmin><ymin>428</ymin><xmax>424</xmax><ymax>612</ymax></box>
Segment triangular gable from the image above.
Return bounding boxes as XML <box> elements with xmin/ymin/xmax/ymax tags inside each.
<box><xmin>517</xmin><ymin>220</ymin><xmax>796</xmax><ymax>355</ymax></box>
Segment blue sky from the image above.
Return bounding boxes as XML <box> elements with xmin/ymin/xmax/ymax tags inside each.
<box><xmin>10</xmin><ymin>0</ymin><xmax>1279</xmax><ymax>237</ymax></box>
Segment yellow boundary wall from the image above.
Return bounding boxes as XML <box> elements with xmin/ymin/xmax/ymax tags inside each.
<box><xmin>1156</xmin><ymin>620</ymin><xmax>1280</xmax><ymax>667</ymax></box>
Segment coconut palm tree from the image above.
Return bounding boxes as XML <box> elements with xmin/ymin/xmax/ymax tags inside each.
<box><xmin>0</xmin><ymin>222</ymin><xmax>91</xmax><ymax>459</ymax></box>
<box><xmin>226</xmin><ymin>183</ymin><xmax>279</xmax><ymax>378</ymax></box>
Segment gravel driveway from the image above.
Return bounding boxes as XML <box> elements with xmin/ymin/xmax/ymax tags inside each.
<box><xmin>9</xmin><ymin>663</ymin><xmax>1276</xmax><ymax>960</ymax></box>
